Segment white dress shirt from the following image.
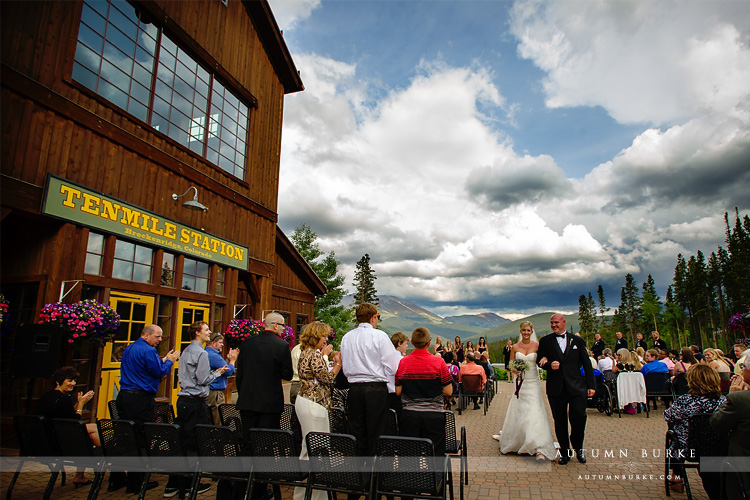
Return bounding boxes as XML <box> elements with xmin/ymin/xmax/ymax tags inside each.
<box><xmin>340</xmin><ymin>323</ymin><xmax>401</xmax><ymax>384</ymax></box>
<box><xmin>556</xmin><ymin>332</ymin><xmax>567</xmax><ymax>352</ymax></box>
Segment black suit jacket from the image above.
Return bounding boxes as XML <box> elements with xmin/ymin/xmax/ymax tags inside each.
<box><xmin>615</xmin><ymin>337</ymin><xmax>628</xmax><ymax>351</ymax></box>
<box><xmin>235</xmin><ymin>331</ymin><xmax>293</xmax><ymax>413</ymax></box>
<box><xmin>537</xmin><ymin>332</ymin><xmax>595</xmax><ymax>397</ymax></box>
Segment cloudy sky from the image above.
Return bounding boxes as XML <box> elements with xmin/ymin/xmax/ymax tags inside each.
<box><xmin>269</xmin><ymin>0</ymin><xmax>750</xmax><ymax>319</ymax></box>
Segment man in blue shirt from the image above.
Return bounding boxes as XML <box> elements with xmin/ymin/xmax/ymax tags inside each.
<box><xmin>640</xmin><ymin>349</ymin><xmax>670</xmax><ymax>377</ymax></box>
<box><xmin>113</xmin><ymin>324</ymin><xmax>179</xmax><ymax>493</ymax></box>
<box><xmin>204</xmin><ymin>333</ymin><xmax>238</xmax><ymax>425</ymax></box>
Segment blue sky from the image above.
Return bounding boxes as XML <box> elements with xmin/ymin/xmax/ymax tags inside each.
<box><xmin>269</xmin><ymin>0</ymin><xmax>750</xmax><ymax>319</ymax></box>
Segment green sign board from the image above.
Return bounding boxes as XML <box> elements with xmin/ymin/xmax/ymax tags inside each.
<box><xmin>42</xmin><ymin>175</ymin><xmax>249</xmax><ymax>270</ymax></box>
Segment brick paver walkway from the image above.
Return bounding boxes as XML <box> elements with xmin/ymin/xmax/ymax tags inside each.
<box><xmin>1</xmin><ymin>380</ymin><xmax>708</xmax><ymax>499</ymax></box>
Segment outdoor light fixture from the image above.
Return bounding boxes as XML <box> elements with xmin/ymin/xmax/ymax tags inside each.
<box><xmin>172</xmin><ymin>186</ymin><xmax>208</xmax><ymax>212</ymax></box>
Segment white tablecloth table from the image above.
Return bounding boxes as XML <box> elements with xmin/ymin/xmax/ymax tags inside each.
<box><xmin>616</xmin><ymin>372</ymin><xmax>646</xmax><ymax>409</ymax></box>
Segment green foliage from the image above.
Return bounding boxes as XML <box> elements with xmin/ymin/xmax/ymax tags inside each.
<box><xmin>578</xmin><ymin>293</ymin><xmax>597</xmax><ymax>337</ymax></box>
<box><xmin>290</xmin><ymin>224</ymin><xmax>352</xmax><ymax>341</ymax></box>
<box><xmin>640</xmin><ymin>274</ymin><xmax>663</xmax><ymax>333</ymax></box>
<box><xmin>353</xmin><ymin>253</ymin><xmax>379</xmax><ymax>305</ymax></box>
<box><xmin>620</xmin><ymin>273</ymin><xmax>642</xmax><ymax>340</ymax></box>
<box><xmin>597</xmin><ymin>284</ymin><xmax>610</xmax><ymax>334</ymax></box>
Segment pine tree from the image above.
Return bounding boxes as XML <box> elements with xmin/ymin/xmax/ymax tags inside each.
<box><xmin>290</xmin><ymin>224</ymin><xmax>353</xmax><ymax>344</ymax></box>
<box><xmin>640</xmin><ymin>274</ymin><xmax>663</xmax><ymax>334</ymax></box>
<box><xmin>597</xmin><ymin>284</ymin><xmax>610</xmax><ymax>334</ymax></box>
<box><xmin>353</xmin><ymin>253</ymin><xmax>379</xmax><ymax>305</ymax></box>
<box><xmin>620</xmin><ymin>273</ymin><xmax>642</xmax><ymax>341</ymax></box>
<box><xmin>578</xmin><ymin>294</ymin><xmax>596</xmax><ymax>336</ymax></box>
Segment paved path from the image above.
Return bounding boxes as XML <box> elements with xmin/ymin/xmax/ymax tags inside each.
<box><xmin>1</xmin><ymin>381</ymin><xmax>707</xmax><ymax>499</ymax></box>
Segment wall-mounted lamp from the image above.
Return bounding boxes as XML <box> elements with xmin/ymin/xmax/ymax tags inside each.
<box><xmin>172</xmin><ymin>186</ymin><xmax>208</xmax><ymax>212</ymax></box>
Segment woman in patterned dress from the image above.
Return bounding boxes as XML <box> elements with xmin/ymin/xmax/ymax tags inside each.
<box><xmin>293</xmin><ymin>321</ymin><xmax>341</xmax><ymax>500</ymax></box>
<box><xmin>663</xmin><ymin>364</ymin><xmax>726</xmax><ymax>496</ymax></box>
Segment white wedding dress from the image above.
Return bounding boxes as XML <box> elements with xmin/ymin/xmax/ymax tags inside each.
<box><xmin>499</xmin><ymin>352</ymin><xmax>556</xmax><ymax>460</ymax></box>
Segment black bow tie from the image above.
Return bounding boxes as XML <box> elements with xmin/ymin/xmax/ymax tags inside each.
<box><xmin>555</xmin><ymin>333</ymin><xmax>565</xmax><ymax>338</ymax></box>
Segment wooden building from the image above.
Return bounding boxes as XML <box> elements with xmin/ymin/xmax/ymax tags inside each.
<box><xmin>0</xmin><ymin>0</ymin><xmax>325</xmax><ymax>422</ymax></box>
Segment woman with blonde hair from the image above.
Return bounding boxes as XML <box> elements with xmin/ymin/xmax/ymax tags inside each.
<box><xmin>434</xmin><ymin>336</ymin><xmax>444</xmax><ymax>354</ymax></box>
<box><xmin>664</xmin><ymin>364</ymin><xmax>725</xmax><ymax>496</ymax></box>
<box><xmin>704</xmin><ymin>348</ymin><xmax>732</xmax><ymax>373</ymax></box>
<box><xmin>294</xmin><ymin>321</ymin><xmax>341</xmax><ymax>500</ymax></box>
<box><xmin>635</xmin><ymin>346</ymin><xmax>646</xmax><ymax>364</ymax></box>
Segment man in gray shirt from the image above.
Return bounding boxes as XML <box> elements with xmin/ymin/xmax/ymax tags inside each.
<box><xmin>166</xmin><ymin>321</ymin><xmax>228</xmax><ymax>498</ymax></box>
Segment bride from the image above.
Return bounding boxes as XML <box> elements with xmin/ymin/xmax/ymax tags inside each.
<box><xmin>498</xmin><ymin>321</ymin><xmax>556</xmax><ymax>460</ymax></box>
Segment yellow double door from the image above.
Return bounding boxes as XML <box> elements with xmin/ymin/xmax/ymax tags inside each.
<box><xmin>98</xmin><ymin>292</ymin><xmax>210</xmax><ymax>417</ymax></box>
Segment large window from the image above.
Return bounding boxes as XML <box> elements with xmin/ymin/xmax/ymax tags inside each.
<box><xmin>73</xmin><ymin>0</ymin><xmax>250</xmax><ymax>179</ymax></box>
<box><xmin>113</xmin><ymin>239</ymin><xmax>153</xmax><ymax>283</ymax></box>
<box><xmin>182</xmin><ymin>257</ymin><xmax>209</xmax><ymax>294</ymax></box>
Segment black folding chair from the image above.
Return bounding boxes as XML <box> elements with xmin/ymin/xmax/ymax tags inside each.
<box><xmin>51</xmin><ymin>418</ymin><xmax>101</xmax><ymax>500</ymax></box>
<box><xmin>194</xmin><ymin>424</ymin><xmax>252</xmax><ymax>500</ymax></box>
<box><xmin>6</xmin><ymin>415</ymin><xmax>60</xmax><ymax>500</ymax></box>
<box><xmin>645</xmin><ymin>371</ymin><xmax>673</xmax><ymax>416</ymax></box>
<box><xmin>305</xmin><ymin>431</ymin><xmax>373</xmax><ymax>500</ymax></box>
<box><xmin>218</xmin><ymin>403</ymin><xmax>244</xmax><ymax>442</ymax></box>
<box><xmin>93</xmin><ymin>419</ymin><xmax>143</xmax><ymax>500</ymax></box>
<box><xmin>443</xmin><ymin>411</ymin><xmax>467</xmax><ymax>497</ymax></box>
<box><xmin>374</xmin><ymin>435</ymin><xmax>454</xmax><ymax>500</ymax></box>
<box><xmin>154</xmin><ymin>401</ymin><xmax>175</xmax><ymax>423</ymax></box>
<box><xmin>107</xmin><ymin>400</ymin><xmax>120</xmax><ymax>420</ymax></box>
<box><xmin>457</xmin><ymin>374</ymin><xmax>486</xmax><ymax>416</ymax></box>
<box><xmin>245</xmin><ymin>428</ymin><xmax>309</xmax><ymax>500</ymax></box>
<box><xmin>280</xmin><ymin>403</ymin><xmax>303</xmax><ymax>453</ymax></box>
<box><xmin>664</xmin><ymin>412</ymin><xmax>730</xmax><ymax>500</ymax></box>
<box><xmin>142</xmin><ymin>423</ymin><xmax>200</xmax><ymax>500</ymax></box>
<box><xmin>328</xmin><ymin>407</ymin><xmax>348</xmax><ymax>434</ymax></box>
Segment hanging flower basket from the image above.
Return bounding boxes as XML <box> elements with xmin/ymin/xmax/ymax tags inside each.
<box><xmin>224</xmin><ymin>318</ymin><xmax>296</xmax><ymax>349</ymax></box>
<box><xmin>38</xmin><ymin>300</ymin><xmax>120</xmax><ymax>346</ymax></box>
<box><xmin>224</xmin><ymin>318</ymin><xmax>265</xmax><ymax>349</ymax></box>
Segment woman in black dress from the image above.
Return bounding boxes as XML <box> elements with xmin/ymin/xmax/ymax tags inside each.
<box><xmin>503</xmin><ymin>339</ymin><xmax>513</xmax><ymax>383</ymax></box>
<box><xmin>454</xmin><ymin>336</ymin><xmax>464</xmax><ymax>364</ymax></box>
<box><xmin>36</xmin><ymin>366</ymin><xmax>99</xmax><ymax>486</ymax></box>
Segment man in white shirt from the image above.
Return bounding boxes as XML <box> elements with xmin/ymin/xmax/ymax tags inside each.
<box><xmin>340</xmin><ymin>302</ymin><xmax>402</xmax><ymax>457</ymax></box>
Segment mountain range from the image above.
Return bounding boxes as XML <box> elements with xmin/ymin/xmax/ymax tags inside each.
<box><xmin>342</xmin><ymin>295</ymin><xmax>580</xmax><ymax>344</ymax></box>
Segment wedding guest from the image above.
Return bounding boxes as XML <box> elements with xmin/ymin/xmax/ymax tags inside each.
<box><xmin>691</xmin><ymin>345</ymin><xmax>705</xmax><ymax>362</ymax></box>
<box><xmin>658</xmin><ymin>349</ymin><xmax>675</xmax><ymax>375</ymax></box>
<box><xmin>591</xmin><ymin>333</ymin><xmax>605</xmax><ymax>359</ymax></box>
<box><xmin>388</xmin><ymin>331</ymin><xmax>409</xmax><ymax>419</ymax></box>
<box><xmin>454</xmin><ymin>336</ymin><xmax>465</xmax><ymax>363</ymax></box>
<box><xmin>442</xmin><ymin>340</ymin><xmax>454</xmax><ymax>363</ymax></box>
<box><xmin>465</xmin><ymin>340</ymin><xmax>475</xmax><ymax>356</ymax></box>
<box><xmin>704</xmin><ymin>348</ymin><xmax>733</xmax><ymax>374</ymax></box>
<box><xmin>635</xmin><ymin>333</ymin><xmax>648</xmax><ymax>350</ymax></box>
<box><xmin>674</xmin><ymin>348</ymin><xmax>697</xmax><ymax>376</ymax></box>
<box><xmin>710</xmin><ymin>350</ymin><xmax>750</xmax><ymax>500</ymax></box>
<box><xmin>641</xmin><ymin>349</ymin><xmax>669</xmax><ymax>377</ymax></box>
<box><xmin>395</xmin><ymin>327</ymin><xmax>452</xmax><ymax>456</ymax></box>
<box><xmin>733</xmin><ymin>344</ymin><xmax>748</xmax><ymax>376</ymax></box>
<box><xmin>614</xmin><ymin>331</ymin><xmax>628</xmax><ymax>351</ymax></box>
<box><xmin>434</xmin><ymin>336</ymin><xmax>444</xmax><ymax>354</ymax></box>
<box><xmin>290</xmin><ymin>342</ymin><xmax>301</xmax><ymax>404</ymax></box>
<box><xmin>477</xmin><ymin>337</ymin><xmax>488</xmax><ymax>355</ymax></box>
<box><xmin>664</xmin><ymin>364</ymin><xmax>726</xmax><ymax>497</ymax></box>
<box><xmin>340</xmin><ymin>303</ymin><xmax>401</xmax><ymax>457</ymax></box>
<box><xmin>205</xmin><ymin>333</ymin><xmax>238</xmax><ymax>425</ymax></box>
<box><xmin>635</xmin><ymin>346</ymin><xmax>646</xmax><ymax>363</ymax></box>
<box><xmin>293</xmin><ymin>321</ymin><xmax>341</xmax><ymax>500</ymax></box>
<box><xmin>597</xmin><ymin>348</ymin><xmax>615</xmax><ymax>382</ymax></box>
<box><xmin>36</xmin><ymin>366</ymin><xmax>98</xmax><ymax>487</ymax></box>
<box><xmin>652</xmin><ymin>331</ymin><xmax>668</xmax><ymax>351</ymax></box>
<box><xmin>459</xmin><ymin>352</ymin><xmax>486</xmax><ymax>410</ymax></box>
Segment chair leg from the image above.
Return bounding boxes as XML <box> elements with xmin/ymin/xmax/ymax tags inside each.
<box><xmin>42</xmin><ymin>470</ymin><xmax>59</xmax><ymax>500</ymax></box>
<box><xmin>137</xmin><ymin>472</ymin><xmax>152</xmax><ymax>500</ymax></box>
<box><xmin>5</xmin><ymin>461</ymin><xmax>22</xmax><ymax>500</ymax></box>
<box><xmin>87</xmin><ymin>470</ymin><xmax>104</xmax><ymax>500</ymax></box>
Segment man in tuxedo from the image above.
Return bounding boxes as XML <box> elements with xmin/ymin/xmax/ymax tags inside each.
<box><xmin>537</xmin><ymin>314</ymin><xmax>595</xmax><ymax>465</ymax></box>
<box><xmin>652</xmin><ymin>331</ymin><xmax>668</xmax><ymax>351</ymax></box>
<box><xmin>635</xmin><ymin>333</ymin><xmax>648</xmax><ymax>350</ymax></box>
<box><xmin>614</xmin><ymin>331</ymin><xmax>627</xmax><ymax>351</ymax></box>
<box><xmin>591</xmin><ymin>333</ymin><xmax>605</xmax><ymax>359</ymax></box>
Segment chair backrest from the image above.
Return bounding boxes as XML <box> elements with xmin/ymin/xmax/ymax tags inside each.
<box><xmin>329</xmin><ymin>407</ymin><xmax>347</xmax><ymax>434</ymax></box>
<box><xmin>384</xmin><ymin>408</ymin><xmax>398</xmax><ymax>436</ymax></box>
<box><xmin>245</xmin><ymin>428</ymin><xmax>306</xmax><ymax>481</ymax></box>
<box><xmin>685</xmin><ymin>412</ymin><xmax>730</xmax><ymax>463</ymax></box>
<box><xmin>376</xmin><ymin>435</ymin><xmax>440</xmax><ymax>495</ymax></box>
<box><xmin>108</xmin><ymin>400</ymin><xmax>120</xmax><ymax>419</ymax></box>
<box><xmin>97</xmin><ymin>419</ymin><xmax>141</xmax><ymax>457</ymax></box>
<box><xmin>195</xmin><ymin>424</ymin><xmax>241</xmax><ymax>458</ymax></box>
<box><xmin>280</xmin><ymin>403</ymin><xmax>302</xmax><ymax>447</ymax></box>
<box><xmin>14</xmin><ymin>415</ymin><xmax>57</xmax><ymax>456</ymax></box>
<box><xmin>461</xmin><ymin>373</ymin><xmax>483</xmax><ymax>393</ymax></box>
<box><xmin>218</xmin><ymin>403</ymin><xmax>244</xmax><ymax>438</ymax></box>
<box><xmin>306</xmin><ymin>431</ymin><xmax>367</xmax><ymax>490</ymax></box>
<box><xmin>672</xmin><ymin>372</ymin><xmax>689</xmax><ymax>396</ymax></box>
<box><xmin>154</xmin><ymin>401</ymin><xmax>175</xmax><ymax>423</ymax></box>
<box><xmin>645</xmin><ymin>372</ymin><xmax>669</xmax><ymax>393</ymax></box>
<box><xmin>51</xmin><ymin>418</ymin><xmax>95</xmax><ymax>457</ymax></box>
<box><xmin>443</xmin><ymin>411</ymin><xmax>459</xmax><ymax>454</ymax></box>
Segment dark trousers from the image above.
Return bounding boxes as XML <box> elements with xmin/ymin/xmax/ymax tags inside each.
<box><xmin>175</xmin><ymin>395</ymin><xmax>210</xmax><ymax>453</ymax></box>
<box><xmin>239</xmin><ymin>410</ymin><xmax>281</xmax><ymax>500</ymax></box>
<box><xmin>113</xmin><ymin>390</ymin><xmax>156</xmax><ymax>490</ymax></box>
<box><xmin>347</xmin><ymin>382</ymin><xmax>389</xmax><ymax>457</ymax></box>
<box><xmin>387</xmin><ymin>392</ymin><xmax>402</xmax><ymax>422</ymax></box>
<box><xmin>547</xmin><ymin>385</ymin><xmax>588</xmax><ymax>452</ymax></box>
<box><xmin>399</xmin><ymin>410</ymin><xmax>446</xmax><ymax>457</ymax></box>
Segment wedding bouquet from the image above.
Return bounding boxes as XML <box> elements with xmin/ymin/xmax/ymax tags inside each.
<box><xmin>508</xmin><ymin>359</ymin><xmax>530</xmax><ymax>398</ymax></box>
